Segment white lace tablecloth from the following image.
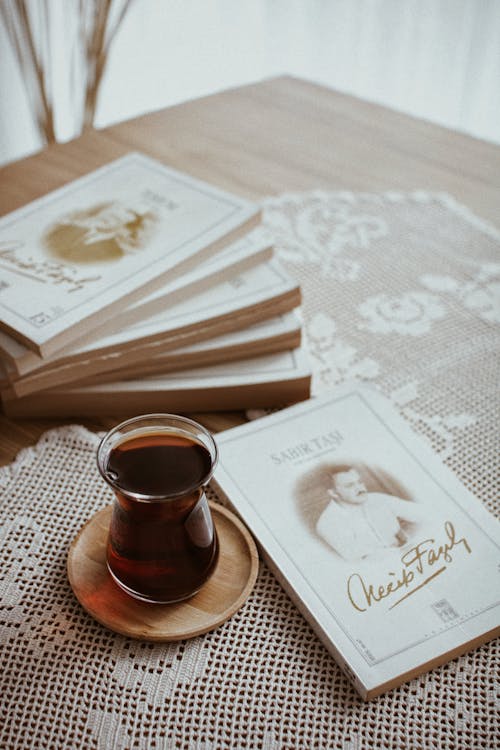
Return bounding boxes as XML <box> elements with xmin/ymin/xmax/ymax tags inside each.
<box><xmin>1</xmin><ymin>192</ymin><xmax>499</xmax><ymax>749</ymax></box>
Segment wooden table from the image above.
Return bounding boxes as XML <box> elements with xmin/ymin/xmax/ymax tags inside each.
<box><xmin>1</xmin><ymin>75</ymin><xmax>499</xmax><ymax>466</ymax></box>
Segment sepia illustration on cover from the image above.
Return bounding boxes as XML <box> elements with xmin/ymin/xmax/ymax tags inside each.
<box><xmin>0</xmin><ymin>152</ymin><xmax>259</xmax><ymax>353</ymax></box>
<box><xmin>213</xmin><ymin>386</ymin><xmax>500</xmax><ymax>697</ymax></box>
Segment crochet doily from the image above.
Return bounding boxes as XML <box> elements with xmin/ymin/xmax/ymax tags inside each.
<box><xmin>1</xmin><ymin>192</ymin><xmax>498</xmax><ymax>749</ymax></box>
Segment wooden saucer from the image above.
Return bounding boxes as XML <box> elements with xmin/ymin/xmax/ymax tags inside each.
<box><xmin>67</xmin><ymin>502</ymin><xmax>259</xmax><ymax>641</ymax></box>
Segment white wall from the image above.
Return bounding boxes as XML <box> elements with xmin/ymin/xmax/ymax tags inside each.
<box><xmin>1</xmin><ymin>0</ymin><xmax>499</xmax><ymax>167</ymax></box>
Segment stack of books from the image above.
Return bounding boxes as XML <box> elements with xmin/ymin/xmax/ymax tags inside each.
<box><xmin>0</xmin><ymin>153</ymin><xmax>311</xmax><ymax>417</ymax></box>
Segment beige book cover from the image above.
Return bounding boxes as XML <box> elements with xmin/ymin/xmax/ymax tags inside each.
<box><xmin>0</xmin><ymin>313</ymin><xmax>301</xmax><ymax>391</ymax></box>
<box><xmin>0</xmin><ymin>152</ymin><xmax>260</xmax><ymax>356</ymax></box>
<box><xmin>107</xmin><ymin>228</ymin><xmax>274</xmax><ymax>333</ymax></box>
<box><xmin>5</xmin><ymin>258</ymin><xmax>300</xmax><ymax>397</ymax></box>
<box><xmin>212</xmin><ymin>385</ymin><xmax>500</xmax><ymax>699</ymax></box>
<box><xmin>47</xmin><ymin>312</ymin><xmax>303</xmax><ymax>389</ymax></box>
<box><xmin>0</xmin><ymin>228</ymin><xmax>273</xmax><ymax>376</ymax></box>
<box><xmin>2</xmin><ymin>347</ymin><xmax>311</xmax><ymax>417</ymax></box>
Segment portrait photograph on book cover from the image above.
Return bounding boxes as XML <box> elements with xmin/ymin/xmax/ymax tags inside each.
<box><xmin>43</xmin><ymin>199</ymin><xmax>160</xmax><ymax>263</ymax></box>
<box><xmin>266</xmin><ymin>451</ymin><xmax>479</xmax><ymax>665</ymax></box>
<box><xmin>295</xmin><ymin>462</ymin><xmax>427</xmax><ymax>562</ymax></box>
<box><xmin>0</xmin><ymin>152</ymin><xmax>259</xmax><ymax>354</ymax></box>
<box><xmin>214</xmin><ymin>388</ymin><xmax>499</xmax><ymax>679</ymax></box>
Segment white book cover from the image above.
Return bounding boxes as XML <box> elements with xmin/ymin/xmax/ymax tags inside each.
<box><xmin>0</xmin><ymin>152</ymin><xmax>259</xmax><ymax>356</ymax></box>
<box><xmin>68</xmin><ymin>258</ymin><xmax>297</xmax><ymax>355</ymax></box>
<box><xmin>0</xmin><ymin>312</ymin><xmax>301</xmax><ymax>389</ymax></box>
<box><xmin>111</xmin><ymin>227</ymin><xmax>273</xmax><ymax>331</ymax></box>
<box><xmin>0</xmin><ymin>228</ymin><xmax>273</xmax><ymax>376</ymax></box>
<box><xmin>5</xmin><ymin>256</ymin><xmax>300</xmax><ymax>397</ymax></box>
<box><xmin>165</xmin><ymin>311</ymin><xmax>301</xmax><ymax>358</ymax></box>
<box><xmin>60</xmin><ymin>311</ymin><xmax>303</xmax><ymax>386</ymax></box>
<box><xmin>212</xmin><ymin>385</ymin><xmax>500</xmax><ymax>699</ymax></box>
<box><xmin>0</xmin><ymin>311</ymin><xmax>302</xmax><ymax>394</ymax></box>
<box><xmin>2</xmin><ymin>347</ymin><xmax>312</xmax><ymax>416</ymax></box>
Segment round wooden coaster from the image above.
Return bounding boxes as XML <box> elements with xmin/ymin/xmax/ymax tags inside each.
<box><xmin>67</xmin><ymin>502</ymin><xmax>259</xmax><ymax>641</ymax></box>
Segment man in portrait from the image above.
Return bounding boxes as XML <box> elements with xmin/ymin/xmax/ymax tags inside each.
<box><xmin>316</xmin><ymin>467</ymin><xmax>428</xmax><ymax>560</ymax></box>
<box><xmin>295</xmin><ymin>464</ymin><xmax>427</xmax><ymax>562</ymax></box>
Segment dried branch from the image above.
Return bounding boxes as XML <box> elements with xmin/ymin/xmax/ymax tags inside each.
<box><xmin>0</xmin><ymin>0</ymin><xmax>134</xmax><ymax>145</ymax></box>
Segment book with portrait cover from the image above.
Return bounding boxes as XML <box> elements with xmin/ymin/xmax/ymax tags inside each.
<box><xmin>1</xmin><ymin>254</ymin><xmax>300</xmax><ymax>398</ymax></box>
<box><xmin>0</xmin><ymin>312</ymin><xmax>302</xmax><ymax>396</ymax></box>
<box><xmin>0</xmin><ymin>152</ymin><xmax>260</xmax><ymax>357</ymax></box>
<box><xmin>2</xmin><ymin>347</ymin><xmax>311</xmax><ymax>417</ymax></box>
<box><xmin>212</xmin><ymin>385</ymin><xmax>500</xmax><ymax>699</ymax></box>
<box><xmin>0</xmin><ymin>228</ymin><xmax>274</xmax><ymax>377</ymax></box>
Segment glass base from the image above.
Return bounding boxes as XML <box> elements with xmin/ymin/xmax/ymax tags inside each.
<box><xmin>107</xmin><ymin>563</ymin><xmax>203</xmax><ymax>605</ymax></box>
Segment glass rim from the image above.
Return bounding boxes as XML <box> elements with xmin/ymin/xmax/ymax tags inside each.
<box><xmin>96</xmin><ymin>413</ymin><xmax>218</xmax><ymax>501</ymax></box>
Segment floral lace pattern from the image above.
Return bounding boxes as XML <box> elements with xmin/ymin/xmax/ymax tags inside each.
<box><xmin>357</xmin><ymin>291</ymin><xmax>447</xmax><ymax>336</ymax></box>
<box><xmin>306</xmin><ymin>311</ymin><xmax>380</xmax><ymax>390</ymax></box>
<box><xmin>264</xmin><ymin>191</ymin><xmax>388</xmax><ymax>279</ymax></box>
<box><xmin>421</xmin><ymin>263</ymin><xmax>500</xmax><ymax>324</ymax></box>
<box><xmin>1</xmin><ymin>193</ymin><xmax>499</xmax><ymax>750</ymax></box>
<box><xmin>262</xmin><ymin>191</ymin><xmax>500</xmax><ymax>501</ymax></box>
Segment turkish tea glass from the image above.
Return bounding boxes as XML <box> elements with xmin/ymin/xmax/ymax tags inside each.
<box><xmin>97</xmin><ymin>414</ymin><xmax>219</xmax><ymax>604</ymax></box>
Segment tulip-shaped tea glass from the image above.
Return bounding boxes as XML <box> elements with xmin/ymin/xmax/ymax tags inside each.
<box><xmin>97</xmin><ymin>414</ymin><xmax>219</xmax><ymax>604</ymax></box>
